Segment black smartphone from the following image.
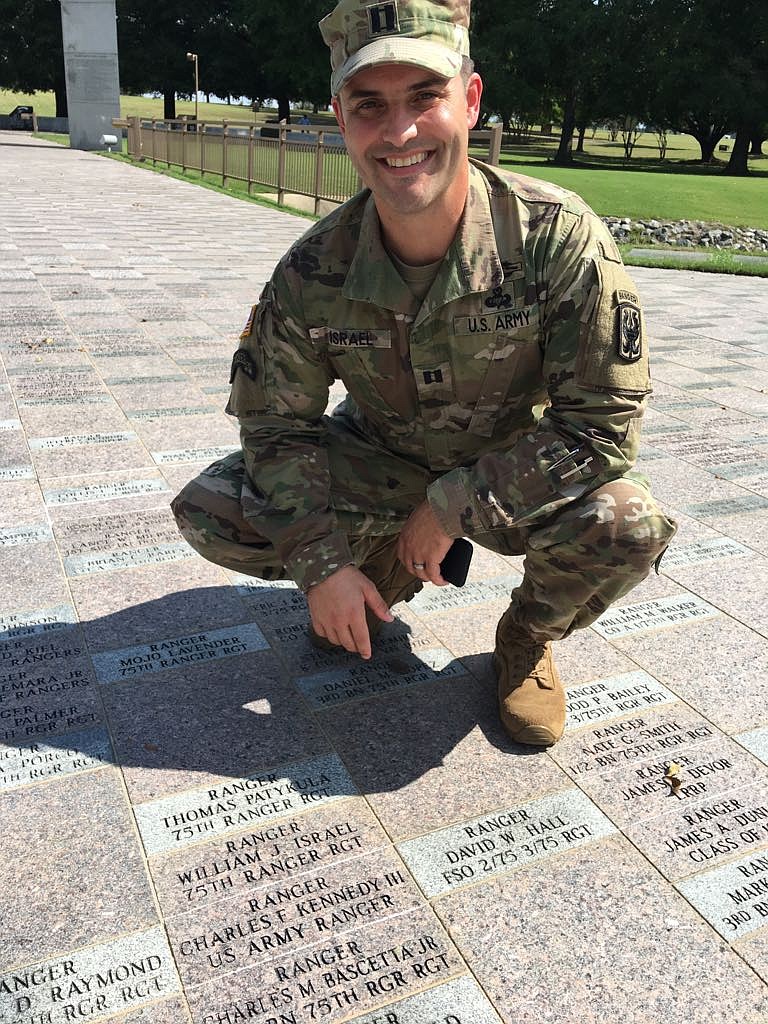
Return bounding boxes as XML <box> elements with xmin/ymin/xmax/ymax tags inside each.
<box><xmin>439</xmin><ymin>538</ymin><xmax>473</xmax><ymax>587</ymax></box>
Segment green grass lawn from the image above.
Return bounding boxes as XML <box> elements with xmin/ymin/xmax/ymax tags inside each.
<box><xmin>495</xmin><ymin>158</ymin><xmax>768</xmax><ymax>229</ymax></box>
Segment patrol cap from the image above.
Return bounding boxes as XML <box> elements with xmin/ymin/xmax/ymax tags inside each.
<box><xmin>319</xmin><ymin>0</ymin><xmax>471</xmax><ymax>96</ymax></box>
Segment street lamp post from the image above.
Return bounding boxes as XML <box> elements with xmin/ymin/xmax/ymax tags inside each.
<box><xmin>186</xmin><ymin>52</ymin><xmax>199</xmax><ymax>127</ymax></box>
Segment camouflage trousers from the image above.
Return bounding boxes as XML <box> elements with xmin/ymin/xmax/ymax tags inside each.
<box><xmin>171</xmin><ymin>433</ymin><xmax>676</xmax><ymax>642</ymax></box>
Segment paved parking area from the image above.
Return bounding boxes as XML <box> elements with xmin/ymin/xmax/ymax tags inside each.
<box><xmin>2</xmin><ymin>132</ymin><xmax>768</xmax><ymax>1024</ymax></box>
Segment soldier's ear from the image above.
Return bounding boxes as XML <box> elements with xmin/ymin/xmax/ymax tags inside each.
<box><xmin>332</xmin><ymin>96</ymin><xmax>346</xmax><ymax>135</ymax></box>
<box><xmin>465</xmin><ymin>73</ymin><xmax>482</xmax><ymax>130</ymax></box>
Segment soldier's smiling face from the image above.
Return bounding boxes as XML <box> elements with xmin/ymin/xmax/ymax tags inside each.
<box><xmin>333</xmin><ymin>63</ymin><xmax>482</xmax><ymax>220</ymax></box>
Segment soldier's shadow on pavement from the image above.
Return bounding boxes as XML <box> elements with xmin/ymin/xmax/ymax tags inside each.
<box><xmin>11</xmin><ymin>585</ymin><xmax>537</xmax><ymax>798</ymax></box>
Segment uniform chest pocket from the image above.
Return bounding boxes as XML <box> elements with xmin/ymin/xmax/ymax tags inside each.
<box><xmin>467</xmin><ymin>328</ymin><xmax>543</xmax><ymax>437</ymax></box>
<box><xmin>322</xmin><ymin>325</ymin><xmax>418</xmax><ymax>421</ymax></box>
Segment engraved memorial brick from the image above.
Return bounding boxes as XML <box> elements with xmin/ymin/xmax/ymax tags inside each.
<box><xmin>593</xmin><ymin>594</ymin><xmax>720</xmax><ymax>638</ymax></box>
<box><xmin>91</xmin><ymin>623</ymin><xmax>270</xmax><ymax>684</ymax></box>
<box><xmin>296</xmin><ymin>648</ymin><xmax>465</xmax><ymax>709</ymax></box>
<box><xmin>0</xmin><ymin>725</ymin><xmax>112</xmax><ymax>791</ymax></box>
<box><xmin>398</xmin><ymin>789</ymin><xmax>616</xmax><ymax>898</ymax></box>
<box><xmin>677</xmin><ymin>849</ymin><xmax>768</xmax><ymax>941</ymax></box>
<box><xmin>184</xmin><ymin>907</ymin><xmax>463</xmax><ymax>1024</ymax></box>
<box><xmin>0</xmin><ymin>928</ymin><xmax>181</xmax><ymax>1023</ymax></box>
<box><xmin>135</xmin><ymin>753</ymin><xmax>359</xmax><ymax>855</ymax></box>
<box><xmin>566</xmin><ymin>670</ymin><xmax>678</xmax><ymax>730</ymax></box>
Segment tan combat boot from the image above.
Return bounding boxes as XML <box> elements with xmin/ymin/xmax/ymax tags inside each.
<box><xmin>309</xmin><ymin>537</ymin><xmax>422</xmax><ymax>653</ymax></box>
<box><xmin>494</xmin><ymin>612</ymin><xmax>566</xmax><ymax>746</ymax></box>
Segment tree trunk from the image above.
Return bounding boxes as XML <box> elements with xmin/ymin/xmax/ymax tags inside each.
<box><xmin>576</xmin><ymin>123</ymin><xmax>586</xmax><ymax>153</ymax></box>
<box><xmin>687</xmin><ymin>125</ymin><xmax>724</xmax><ymax>163</ymax></box>
<box><xmin>554</xmin><ymin>91</ymin><xmax>576</xmax><ymax>165</ymax></box>
<box><xmin>54</xmin><ymin>63</ymin><xmax>68</xmax><ymax>118</ymax></box>
<box><xmin>750</xmin><ymin>131</ymin><xmax>764</xmax><ymax>156</ymax></box>
<box><xmin>277</xmin><ymin>94</ymin><xmax>291</xmax><ymax>122</ymax></box>
<box><xmin>724</xmin><ymin>125</ymin><xmax>751</xmax><ymax>176</ymax></box>
<box><xmin>163</xmin><ymin>89</ymin><xmax>176</xmax><ymax>120</ymax></box>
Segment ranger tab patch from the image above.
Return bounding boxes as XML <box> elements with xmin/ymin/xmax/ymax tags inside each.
<box><xmin>230</xmin><ymin>348</ymin><xmax>258</xmax><ymax>383</ymax></box>
<box><xmin>617</xmin><ymin>301</ymin><xmax>642</xmax><ymax>362</ymax></box>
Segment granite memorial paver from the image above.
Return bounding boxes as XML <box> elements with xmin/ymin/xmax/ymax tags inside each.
<box><xmin>2</xmin><ymin>132</ymin><xmax>768</xmax><ymax>1022</ymax></box>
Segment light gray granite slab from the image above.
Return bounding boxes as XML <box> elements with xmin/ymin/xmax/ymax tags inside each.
<box><xmin>593</xmin><ymin>593</ymin><xmax>721</xmax><ymax>638</ymax></box>
<box><xmin>91</xmin><ymin>623</ymin><xmax>269</xmax><ymax>684</ymax></box>
<box><xmin>738</xmin><ymin>727</ymin><xmax>768</xmax><ymax>766</ymax></box>
<box><xmin>407</xmin><ymin>573</ymin><xmax>522</xmax><ymax>614</ymax></box>
<box><xmin>0</xmin><ymin>927</ymin><xmax>181</xmax><ymax>1023</ymax></box>
<box><xmin>660</xmin><ymin>536</ymin><xmax>753</xmax><ymax>570</ymax></box>
<box><xmin>345</xmin><ymin>976</ymin><xmax>500</xmax><ymax>1024</ymax></box>
<box><xmin>151</xmin><ymin>444</ymin><xmax>239</xmax><ymax>465</ymax></box>
<box><xmin>28</xmin><ymin>431</ymin><xmax>139</xmax><ymax>450</ymax></box>
<box><xmin>64</xmin><ymin>542</ymin><xmax>194</xmax><ymax>577</ymax></box>
<box><xmin>43</xmin><ymin>479</ymin><xmax>171</xmax><ymax>506</ymax></box>
<box><xmin>397</xmin><ymin>788</ymin><xmax>616</xmax><ymax>898</ymax></box>
<box><xmin>677</xmin><ymin>849</ymin><xmax>768</xmax><ymax>940</ymax></box>
<box><xmin>0</xmin><ymin>725</ymin><xmax>112</xmax><ymax>791</ymax></box>
<box><xmin>565</xmin><ymin>669</ymin><xmax>679</xmax><ymax>731</ymax></box>
<box><xmin>0</xmin><ymin>524</ymin><xmax>53</xmax><ymax>547</ymax></box>
<box><xmin>0</xmin><ymin>604</ymin><xmax>77</xmax><ymax>641</ymax></box>
<box><xmin>134</xmin><ymin>753</ymin><xmax>359</xmax><ymax>855</ymax></box>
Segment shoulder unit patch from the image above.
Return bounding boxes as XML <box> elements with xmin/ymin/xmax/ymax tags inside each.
<box><xmin>618</xmin><ymin>302</ymin><xmax>642</xmax><ymax>362</ymax></box>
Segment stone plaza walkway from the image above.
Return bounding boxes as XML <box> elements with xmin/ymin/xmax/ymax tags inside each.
<box><xmin>2</xmin><ymin>131</ymin><xmax>768</xmax><ymax>1024</ymax></box>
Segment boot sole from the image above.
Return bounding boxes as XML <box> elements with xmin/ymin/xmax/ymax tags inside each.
<box><xmin>506</xmin><ymin>723</ymin><xmax>563</xmax><ymax>747</ymax></box>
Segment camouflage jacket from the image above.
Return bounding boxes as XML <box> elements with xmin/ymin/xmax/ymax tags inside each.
<box><xmin>227</xmin><ymin>161</ymin><xmax>650</xmax><ymax>590</ymax></box>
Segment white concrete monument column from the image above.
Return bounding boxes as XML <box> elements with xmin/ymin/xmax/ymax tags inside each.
<box><xmin>60</xmin><ymin>0</ymin><xmax>121</xmax><ymax>150</ymax></box>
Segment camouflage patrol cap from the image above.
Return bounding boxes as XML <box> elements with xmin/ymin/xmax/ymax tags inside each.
<box><xmin>319</xmin><ymin>0</ymin><xmax>471</xmax><ymax>95</ymax></box>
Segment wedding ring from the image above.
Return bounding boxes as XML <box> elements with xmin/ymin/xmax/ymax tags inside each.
<box><xmin>412</xmin><ymin>562</ymin><xmax>426</xmax><ymax>570</ymax></box>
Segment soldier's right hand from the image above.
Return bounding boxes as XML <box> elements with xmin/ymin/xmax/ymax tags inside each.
<box><xmin>306</xmin><ymin>565</ymin><xmax>393</xmax><ymax>660</ymax></box>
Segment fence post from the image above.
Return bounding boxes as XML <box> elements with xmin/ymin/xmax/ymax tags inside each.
<box><xmin>181</xmin><ymin>120</ymin><xmax>186</xmax><ymax>171</ymax></box>
<box><xmin>128</xmin><ymin>115</ymin><xmax>138</xmax><ymax>157</ymax></box>
<box><xmin>150</xmin><ymin>119</ymin><xmax>156</xmax><ymax>165</ymax></box>
<box><xmin>313</xmin><ymin>131</ymin><xmax>325</xmax><ymax>216</ymax></box>
<box><xmin>247</xmin><ymin>126</ymin><xmax>254</xmax><ymax>195</ymax></box>
<box><xmin>201</xmin><ymin>124</ymin><xmax>206</xmax><ymax>177</ymax></box>
<box><xmin>488</xmin><ymin>123</ymin><xmax>502</xmax><ymax>166</ymax></box>
<box><xmin>277</xmin><ymin>125</ymin><xmax>287</xmax><ymax>206</ymax></box>
<box><xmin>222</xmin><ymin>122</ymin><xmax>228</xmax><ymax>186</ymax></box>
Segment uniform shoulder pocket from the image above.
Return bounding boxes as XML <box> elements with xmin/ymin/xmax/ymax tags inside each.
<box><xmin>225</xmin><ymin>300</ymin><xmax>270</xmax><ymax>417</ymax></box>
<box><xmin>575</xmin><ymin>260</ymin><xmax>651</xmax><ymax>395</ymax></box>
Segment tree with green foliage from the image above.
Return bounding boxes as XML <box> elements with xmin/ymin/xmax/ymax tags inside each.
<box><xmin>116</xmin><ymin>0</ymin><xmax>236</xmax><ymax>119</ymax></box>
<box><xmin>0</xmin><ymin>0</ymin><xmax>67</xmax><ymax>116</ymax></box>
<box><xmin>471</xmin><ymin>0</ymin><xmax>553</xmax><ymax>135</ymax></box>
<box><xmin>225</xmin><ymin>0</ymin><xmax>330</xmax><ymax>122</ymax></box>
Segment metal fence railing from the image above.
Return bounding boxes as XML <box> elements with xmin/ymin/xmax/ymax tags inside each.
<box><xmin>115</xmin><ymin>116</ymin><xmax>502</xmax><ymax>214</ymax></box>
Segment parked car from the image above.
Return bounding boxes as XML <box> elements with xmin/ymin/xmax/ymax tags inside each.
<box><xmin>7</xmin><ymin>105</ymin><xmax>34</xmax><ymax>130</ymax></box>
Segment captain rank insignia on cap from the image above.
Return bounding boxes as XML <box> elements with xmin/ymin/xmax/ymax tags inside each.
<box><xmin>368</xmin><ymin>2</ymin><xmax>399</xmax><ymax>33</ymax></box>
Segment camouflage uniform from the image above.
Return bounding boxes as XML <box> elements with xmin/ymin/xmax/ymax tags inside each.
<box><xmin>172</xmin><ymin>160</ymin><xmax>676</xmax><ymax>642</ymax></box>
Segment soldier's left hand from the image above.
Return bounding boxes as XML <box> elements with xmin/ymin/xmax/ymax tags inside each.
<box><xmin>397</xmin><ymin>501</ymin><xmax>453</xmax><ymax>586</ymax></box>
